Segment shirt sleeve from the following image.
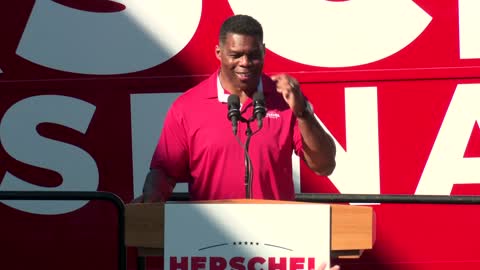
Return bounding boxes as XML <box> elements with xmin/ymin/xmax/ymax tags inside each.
<box><xmin>292</xmin><ymin>115</ymin><xmax>304</xmax><ymax>159</ymax></box>
<box><xmin>150</xmin><ymin>103</ymin><xmax>191</xmax><ymax>182</ymax></box>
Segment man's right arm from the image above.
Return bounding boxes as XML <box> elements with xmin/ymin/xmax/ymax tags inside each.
<box><xmin>132</xmin><ymin>98</ymin><xmax>188</xmax><ymax>203</ymax></box>
<box><xmin>132</xmin><ymin>168</ymin><xmax>176</xmax><ymax>203</ymax></box>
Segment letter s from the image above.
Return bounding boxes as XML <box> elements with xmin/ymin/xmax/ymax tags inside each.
<box><xmin>0</xmin><ymin>95</ymin><xmax>98</xmax><ymax>215</ymax></box>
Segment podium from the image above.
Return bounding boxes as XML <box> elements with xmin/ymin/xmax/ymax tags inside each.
<box><xmin>125</xmin><ymin>199</ymin><xmax>375</xmax><ymax>264</ymax></box>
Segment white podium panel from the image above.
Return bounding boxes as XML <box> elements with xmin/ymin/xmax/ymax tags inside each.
<box><xmin>164</xmin><ymin>203</ymin><xmax>331</xmax><ymax>270</ymax></box>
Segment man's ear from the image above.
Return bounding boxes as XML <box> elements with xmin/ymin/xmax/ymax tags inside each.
<box><xmin>215</xmin><ymin>45</ymin><xmax>221</xmax><ymax>60</ymax></box>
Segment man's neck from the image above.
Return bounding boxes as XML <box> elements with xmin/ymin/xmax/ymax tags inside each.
<box><xmin>217</xmin><ymin>72</ymin><xmax>262</xmax><ymax>104</ymax></box>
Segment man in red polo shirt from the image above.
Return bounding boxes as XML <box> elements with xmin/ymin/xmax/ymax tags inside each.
<box><xmin>137</xmin><ymin>14</ymin><xmax>339</xmax><ymax>270</ymax></box>
<box><xmin>138</xmin><ymin>14</ymin><xmax>336</xmax><ymax>203</ymax></box>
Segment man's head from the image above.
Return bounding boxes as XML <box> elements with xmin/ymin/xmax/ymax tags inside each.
<box><xmin>216</xmin><ymin>15</ymin><xmax>265</xmax><ymax>95</ymax></box>
<box><xmin>219</xmin><ymin>14</ymin><xmax>263</xmax><ymax>45</ymax></box>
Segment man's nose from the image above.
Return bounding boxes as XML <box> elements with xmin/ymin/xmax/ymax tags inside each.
<box><xmin>239</xmin><ymin>55</ymin><xmax>251</xmax><ymax>66</ymax></box>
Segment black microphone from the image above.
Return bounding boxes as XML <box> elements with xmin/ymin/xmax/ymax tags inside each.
<box><xmin>227</xmin><ymin>94</ymin><xmax>241</xmax><ymax>135</ymax></box>
<box><xmin>253</xmin><ymin>92</ymin><xmax>266</xmax><ymax>129</ymax></box>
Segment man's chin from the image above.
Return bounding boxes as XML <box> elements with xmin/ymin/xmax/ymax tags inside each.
<box><xmin>237</xmin><ymin>81</ymin><xmax>257</xmax><ymax>93</ymax></box>
<box><xmin>239</xmin><ymin>77</ymin><xmax>259</xmax><ymax>88</ymax></box>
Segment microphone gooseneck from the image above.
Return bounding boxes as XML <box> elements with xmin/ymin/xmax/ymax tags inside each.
<box><xmin>225</xmin><ymin>92</ymin><xmax>267</xmax><ymax>199</ymax></box>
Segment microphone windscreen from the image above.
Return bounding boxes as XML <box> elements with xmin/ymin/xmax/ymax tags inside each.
<box><xmin>228</xmin><ymin>94</ymin><xmax>240</xmax><ymax>108</ymax></box>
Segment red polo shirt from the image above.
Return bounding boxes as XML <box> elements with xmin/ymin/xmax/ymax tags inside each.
<box><xmin>150</xmin><ymin>71</ymin><xmax>304</xmax><ymax>200</ymax></box>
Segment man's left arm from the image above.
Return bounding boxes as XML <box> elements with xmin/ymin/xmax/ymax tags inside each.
<box><xmin>271</xmin><ymin>73</ymin><xmax>336</xmax><ymax>175</ymax></box>
<box><xmin>296</xmin><ymin>102</ymin><xmax>336</xmax><ymax>175</ymax></box>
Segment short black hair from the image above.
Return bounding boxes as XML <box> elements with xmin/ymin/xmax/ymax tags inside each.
<box><xmin>219</xmin><ymin>15</ymin><xmax>263</xmax><ymax>45</ymax></box>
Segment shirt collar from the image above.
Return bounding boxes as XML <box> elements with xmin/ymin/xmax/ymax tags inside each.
<box><xmin>216</xmin><ymin>74</ymin><xmax>263</xmax><ymax>103</ymax></box>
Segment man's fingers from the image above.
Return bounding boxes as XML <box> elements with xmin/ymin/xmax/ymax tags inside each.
<box><xmin>271</xmin><ymin>73</ymin><xmax>289</xmax><ymax>83</ymax></box>
<box><xmin>313</xmin><ymin>262</ymin><xmax>340</xmax><ymax>270</ymax></box>
<box><xmin>317</xmin><ymin>262</ymin><xmax>327</xmax><ymax>270</ymax></box>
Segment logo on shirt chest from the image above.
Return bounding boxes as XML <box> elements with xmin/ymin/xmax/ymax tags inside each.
<box><xmin>265</xmin><ymin>111</ymin><xmax>280</xmax><ymax>119</ymax></box>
